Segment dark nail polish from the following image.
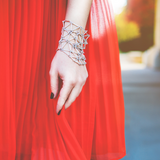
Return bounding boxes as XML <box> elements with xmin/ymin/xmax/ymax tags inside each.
<box><xmin>57</xmin><ymin>110</ymin><xmax>61</xmax><ymax>115</ymax></box>
<box><xmin>50</xmin><ymin>92</ymin><xmax>54</xmax><ymax>99</ymax></box>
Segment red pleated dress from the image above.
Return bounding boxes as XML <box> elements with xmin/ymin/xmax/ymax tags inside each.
<box><xmin>0</xmin><ymin>0</ymin><xmax>126</xmax><ymax>159</ymax></box>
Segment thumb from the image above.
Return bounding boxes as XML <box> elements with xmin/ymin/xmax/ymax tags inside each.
<box><xmin>49</xmin><ymin>70</ymin><xmax>59</xmax><ymax>98</ymax></box>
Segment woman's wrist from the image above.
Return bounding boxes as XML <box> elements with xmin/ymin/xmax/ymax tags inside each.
<box><xmin>65</xmin><ymin>0</ymin><xmax>93</xmax><ymax>29</ymax></box>
<box><xmin>56</xmin><ymin>20</ymin><xmax>90</xmax><ymax>65</ymax></box>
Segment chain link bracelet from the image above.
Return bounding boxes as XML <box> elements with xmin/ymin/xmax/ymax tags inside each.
<box><xmin>56</xmin><ymin>20</ymin><xmax>90</xmax><ymax>65</ymax></box>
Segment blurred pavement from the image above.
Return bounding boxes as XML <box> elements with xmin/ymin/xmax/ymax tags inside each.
<box><xmin>120</xmin><ymin>54</ymin><xmax>160</xmax><ymax>160</ymax></box>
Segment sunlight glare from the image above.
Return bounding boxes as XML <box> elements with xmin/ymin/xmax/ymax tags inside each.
<box><xmin>111</xmin><ymin>0</ymin><xmax>127</xmax><ymax>14</ymax></box>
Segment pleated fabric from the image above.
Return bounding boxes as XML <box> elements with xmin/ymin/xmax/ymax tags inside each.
<box><xmin>0</xmin><ymin>0</ymin><xmax>126</xmax><ymax>159</ymax></box>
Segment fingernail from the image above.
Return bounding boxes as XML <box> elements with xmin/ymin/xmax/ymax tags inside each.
<box><xmin>57</xmin><ymin>110</ymin><xmax>61</xmax><ymax>115</ymax></box>
<box><xmin>50</xmin><ymin>92</ymin><xmax>54</xmax><ymax>99</ymax></box>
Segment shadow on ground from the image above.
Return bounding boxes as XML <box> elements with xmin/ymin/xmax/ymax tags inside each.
<box><xmin>121</xmin><ymin>68</ymin><xmax>160</xmax><ymax>160</ymax></box>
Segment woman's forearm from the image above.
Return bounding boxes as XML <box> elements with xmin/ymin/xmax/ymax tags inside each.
<box><xmin>65</xmin><ymin>0</ymin><xmax>93</xmax><ymax>29</ymax></box>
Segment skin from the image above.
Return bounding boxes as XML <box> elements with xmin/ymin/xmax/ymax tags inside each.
<box><xmin>49</xmin><ymin>0</ymin><xmax>93</xmax><ymax>114</ymax></box>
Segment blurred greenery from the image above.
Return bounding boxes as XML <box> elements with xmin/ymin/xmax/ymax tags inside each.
<box><xmin>115</xmin><ymin>8</ymin><xmax>141</xmax><ymax>43</ymax></box>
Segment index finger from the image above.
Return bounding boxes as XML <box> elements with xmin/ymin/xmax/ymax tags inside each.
<box><xmin>56</xmin><ymin>81</ymin><xmax>75</xmax><ymax>114</ymax></box>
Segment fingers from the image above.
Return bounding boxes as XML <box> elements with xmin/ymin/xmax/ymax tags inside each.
<box><xmin>49</xmin><ymin>70</ymin><xmax>59</xmax><ymax>98</ymax></box>
<box><xmin>49</xmin><ymin>56</ymin><xmax>88</xmax><ymax>115</ymax></box>
<box><xmin>56</xmin><ymin>81</ymin><xmax>75</xmax><ymax>114</ymax></box>
<box><xmin>64</xmin><ymin>84</ymin><xmax>83</xmax><ymax>109</ymax></box>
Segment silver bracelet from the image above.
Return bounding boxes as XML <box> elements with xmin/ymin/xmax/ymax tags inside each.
<box><xmin>56</xmin><ymin>20</ymin><xmax>90</xmax><ymax>65</ymax></box>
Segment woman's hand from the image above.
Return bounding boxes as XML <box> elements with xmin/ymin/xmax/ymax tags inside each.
<box><xmin>49</xmin><ymin>0</ymin><xmax>92</xmax><ymax>114</ymax></box>
<box><xmin>49</xmin><ymin>50</ymin><xmax>88</xmax><ymax>114</ymax></box>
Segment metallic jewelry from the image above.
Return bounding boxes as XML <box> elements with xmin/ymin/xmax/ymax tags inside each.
<box><xmin>56</xmin><ymin>20</ymin><xmax>90</xmax><ymax>65</ymax></box>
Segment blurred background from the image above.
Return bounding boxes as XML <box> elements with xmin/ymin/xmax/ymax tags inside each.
<box><xmin>111</xmin><ymin>0</ymin><xmax>160</xmax><ymax>159</ymax></box>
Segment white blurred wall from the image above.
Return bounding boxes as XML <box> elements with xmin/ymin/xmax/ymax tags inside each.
<box><xmin>155</xmin><ymin>0</ymin><xmax>160</xmax><ymax>48</ymax></box>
